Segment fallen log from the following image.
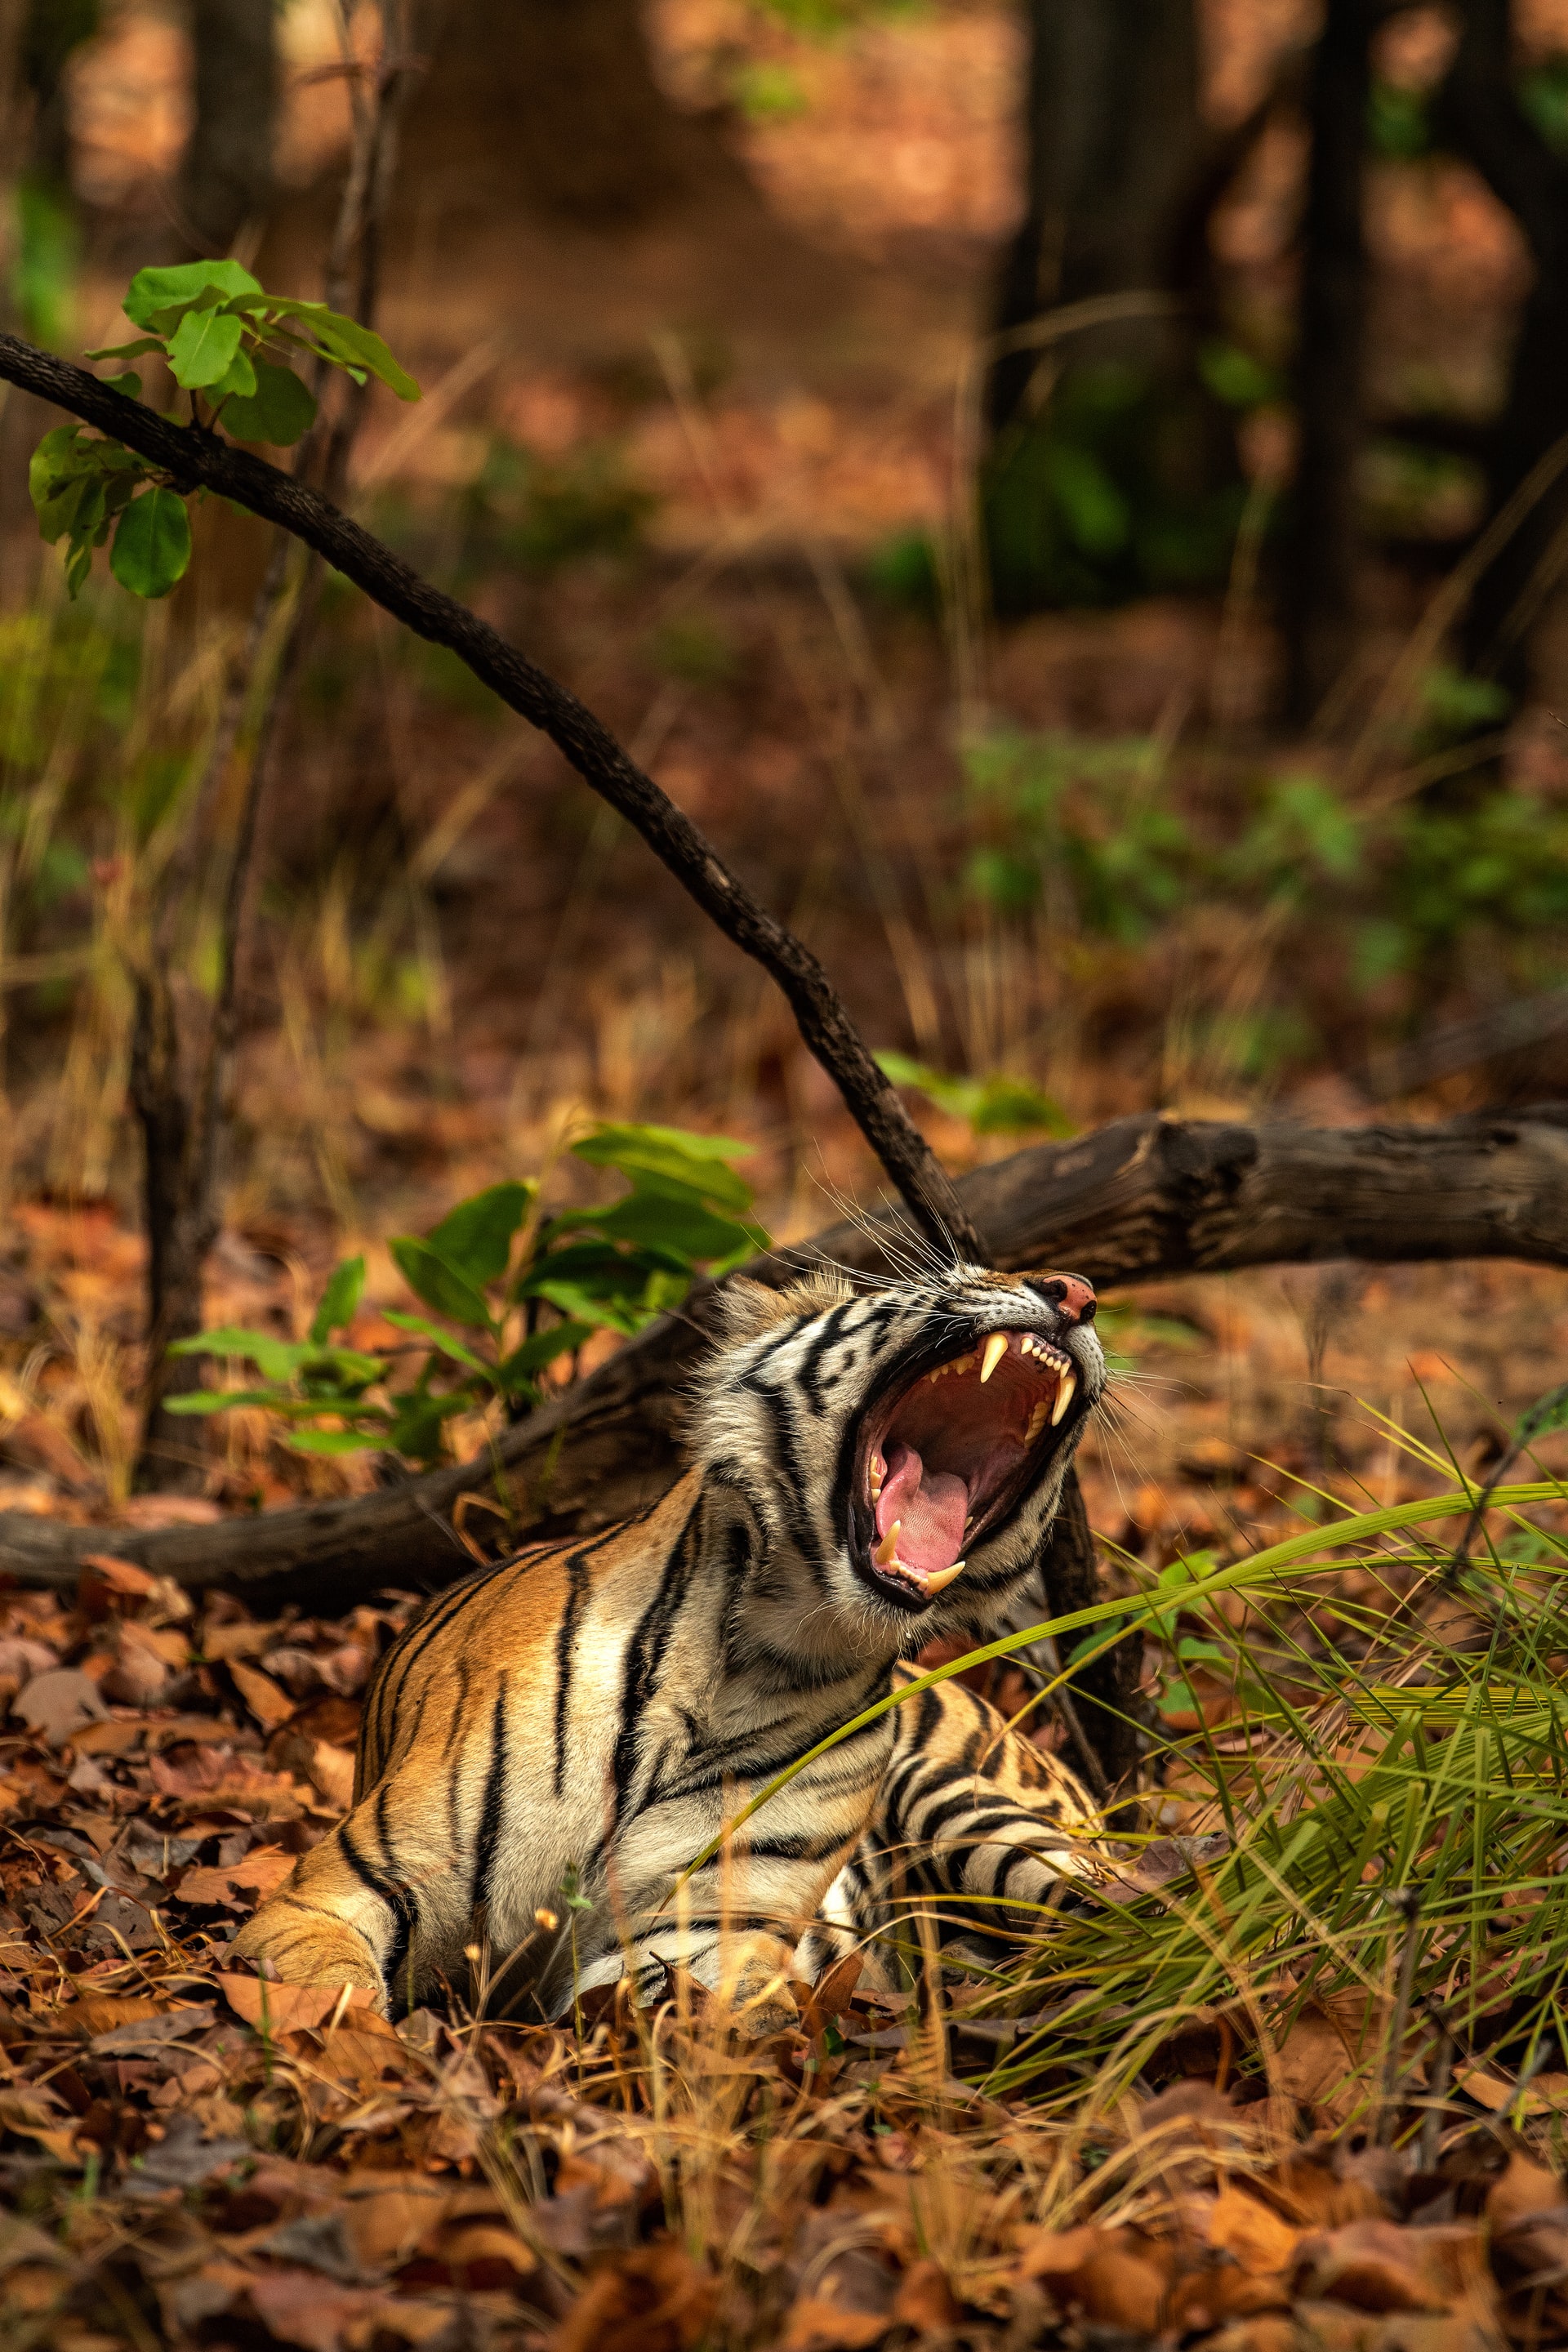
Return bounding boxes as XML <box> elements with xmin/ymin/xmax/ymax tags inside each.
<box><xmin>4</xmin><ymin>1105</ymin><xmax>1566</xmax><ymax>1608</ymax></box>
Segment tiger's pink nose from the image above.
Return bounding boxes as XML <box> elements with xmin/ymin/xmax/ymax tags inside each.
<box><xmin>1031</xmin><ymin>1272</ymin><xmax>1097</xmax><ymax>1326</ymax></box>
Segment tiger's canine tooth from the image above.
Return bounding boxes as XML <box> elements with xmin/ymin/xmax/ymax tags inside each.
<box><xmin>980</xmin><ymin>1333</ymin><xmax>1008</xmax><ymax>1383</ymax></box>
<box><xmin>874</xmin><ymin>1520</ymin><xmax>902</xmax><ymax>1566</ymax></box>
<box><xmin>1050</xmin><ymin>1368</ymin><xmax>1077</xmax><ymax>1426</ymax></box>
<box><xmin>922</xmin><ymin>1560</ymin><xmax>965</xmax><ymax>1595</ymax></box>
<box><xmin>1025</xmin><ymin>1401</ymin><xmax>1047</xmax><ymax>1445</ymax></box>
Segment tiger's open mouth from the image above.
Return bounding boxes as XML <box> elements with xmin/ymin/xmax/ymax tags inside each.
<box><xmin>851</xmin><ymin>1330</ymin><xmax>1084</xmax><ymax>1610</ymax></box>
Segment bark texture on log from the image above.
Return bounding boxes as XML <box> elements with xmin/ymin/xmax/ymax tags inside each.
<box><xmin>3</xmin><ymin>1108</ymin><xmax>1566</xmax><ymax>1606</ymax></box>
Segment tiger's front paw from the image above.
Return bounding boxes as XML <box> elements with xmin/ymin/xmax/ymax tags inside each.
<box><xmin>703</xmin><ymin>1931</ymin><xmax>799</xmax><ymax>2041</ymax></box>
<box><xmin>230</xmin><ymin>1901</ymin><xmax>387</xmax><ymax>2013</ymax></box>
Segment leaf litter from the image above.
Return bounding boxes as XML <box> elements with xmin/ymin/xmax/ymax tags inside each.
<box><xmin>0</xmin><ymin>1542</ymin><xmax>1561</xmax><ymax>2350</ymax></box>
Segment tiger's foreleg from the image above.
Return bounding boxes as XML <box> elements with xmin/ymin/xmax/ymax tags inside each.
<box><xmin>229</xmin><ymin>1784</ymin><xmax>430</xmax><ymax>2013</ymax></box>
<box><xmin>798</xmin><ymin>1679</ymin><xmax>1103</xmax><ymax>1983</ymax></box>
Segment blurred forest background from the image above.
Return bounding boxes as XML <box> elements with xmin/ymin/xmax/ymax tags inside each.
<box><xmin>7</xmin><ymin>15</ymin><xmax>1568</xmax><ymax>2338</ymax></box>
<box><xmin>4</xmin><ymin>0</ymin><xmax>1568</xmax><ymax>1539</ymax></box>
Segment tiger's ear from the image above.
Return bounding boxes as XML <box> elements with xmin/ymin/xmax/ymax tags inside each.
<box><xmin>714</xmin><ymin>1276</ymin><xmax>791</xmax><ymax>1342</ymax></box>
<box><xmin>715</xmin><ymin>1268</ymin><xmax>854</xmax><ymax>1343</ymax></box>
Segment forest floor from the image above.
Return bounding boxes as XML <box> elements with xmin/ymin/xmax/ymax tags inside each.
<box><xmin>4</xmin><ymin>2</ymin><xmax>1568</xmax><ymax>2343</ymax></box>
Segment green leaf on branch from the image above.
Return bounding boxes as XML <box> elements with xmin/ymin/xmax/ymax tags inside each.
<box><xmin>109</xmin><ymin>489</ymin><xmax>192</xmax><ymax>599</ymax></box>
<box><xmin>244</xmin><ymin>298</ymin><xmax>421</xmax><ymax>400</ymax></box>
<box><xmin>219</xmin><ymin>358</ymin><xmax>317</xmax><ymax>446</ymax></box>
<box><xmin>523</xmin><ymin>1278</ymin><xmax>647</xmax><ymax>1336</ymax></box>
<box><xmin>388</xmin><ymin>1236</ymin><xmax>494</xmax><ymax>1330</ymax></box>
<box><xmin>384</xmin><ymin>1388</ymin><xmax>471</xmax><ymax>1463</ymax></box>
<box><xmin>83</xmin><ymin>336</ymin><xmax>169</xmax><ymax>364</ymax></box>
<box><xmin>571</xmin><ymin>1120</ymin><xmax>755</xmax><ymax>1209</ymax></box>
<box><xmin>572</xmin><ymin>1186</ymin><xmax>766</xmax><ymax>1265</ymax></box>
<box><xmin>287</xmin><ymin>1427</ymin><xmax>390</xmax><ymax>1457</ymax></box>
<box><xmin>168</xmin><ymin>1325</ymin><xmax>309</xmax><ymax>1383</ymax></box>
<box><xmin>426</xmin><ymin>1181</ymin><xmax>534</xmax><ymax>1289</ymax></box>
<box><xmin>163</xmin><ymin>1388</ymin><xmax>295</xmax><ymax>1416</ymax></box>
<box><xmin>122</xmin><ymin>257</ymin><xmax>262</xmax><ymax>332</ymax></box>
<box><xmin>878</xmin><ymin>1050</ymin><xmax>1073</xmax><ymax>1138</ymax></box>
<box><xmin>381</xmin><ymin>1311</ymin><xmax>492</xmax><ymax>1377</ymax></box>
<box><xmin>496</xmin><ymin>1321</ymin><xmax>596</xmax><ymax>1392</ymax></box>
<box><xmin>310</xmin><ymin>1257</ymin><xmax>367</xmax><ymax>1344</ymax></box>
<box><xmin>166</xmin><ymin>305</ymin><xmax>243</xmax><ymax>390</ymax></box>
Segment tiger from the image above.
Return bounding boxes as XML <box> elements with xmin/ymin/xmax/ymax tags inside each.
<box><xmin>232</xmin><ymin>1260</ymin><xmax>1110</xmax><ymax>2029</ymax></box>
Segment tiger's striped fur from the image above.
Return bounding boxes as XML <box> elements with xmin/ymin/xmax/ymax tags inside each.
<box><xmin>233</xmin><ymin>1262</ymin><xmax>1108</xmax><ymax>2025</ymax></box>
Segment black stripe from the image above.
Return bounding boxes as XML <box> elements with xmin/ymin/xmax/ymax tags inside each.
<box><xmin>552</xmin><ymin>1548</ymin><xmax>594</xmax><ymax>1798</ymax></box>
<box><xmin>795</xmin><ymin>1299</ymin><xmax>857</xmax><ymax>1415</ymax></box>
<box><xmin>471</xmin><ymin>1680</ymin><xmax>510</xmax><ymax>1917</ymax></box>
<box><xmin>368</xmin><ymin>1566</ymin><xmax>502</xmax><ymax>1764</ymax></box>
<box><xmin>442</xmin><ymin>1656</ymin><xmax>472</xmax><ymax>1761</ymax></box>
<box><xmin>737</xmin><ymin>1373</ymin><xmax>818</xmax><ymax>1561</ymax></box>
<box><xmin>739</xmin><ymin>1830</ymin><xmax>853</xmax><ymax>1865</ymax></box>
<box><xmin>337</xmin><ymin>1823</ymin><xmax>418</xmax><ymax>1994</ymax></box>
<box><xmin>609</xmin><ymin>1488</ymin><xmax>705</xmax><ymax>1827</ymax></box>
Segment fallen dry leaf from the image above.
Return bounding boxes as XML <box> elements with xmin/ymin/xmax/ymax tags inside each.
<box><xmin>892</xmin><ymin>2257</ymin><xmax>960</xmax><ymax>2332</ymax></box>
<box><xmin>1293</xmin><ymin>2218</ymin><xmax>1490</xmax><ymax>2316</ymax></box>
<box><xmin>177</xmin><ymin>1845</ymin><xmax>298</xmax><ymax>1906</ymax></box>
<box><xmin>216</xmin><ymin>1972</ymin><xmax>361</xmax><ymax>2033</ymax></box>
<box><xmin>1018</xmin><ymin>2224</ymin><xmax>1170</xmax><ymax>2333</ymax></box>
<box><xmin>779</xmin><ymin>2298</ymin><xmax>891</xmax><ymax>2352</ymax></box>
<box><xmin>555</xmin><ymin>2244</ymin><xmax>716</xmax><ymax>2352</ymax></box>
<box><xmin>1486</xmin><ymin>2150</ymin><xmax>1568</xmax><ymax>2235</ymax></box>
<box><xmin>229</xmin><ymin>1659</ymin><xmax>296</xmax><ymax>1728</ymax></box>
<box><xmin>1208</xmin><ymin>2181</ymin><xmax>1303</xmax><ymax>2275</ymax></box>
<box><xmin>11</xmin><ymin>1665</ymin><xmax>109</xmax><ymax>1744</ymax></box>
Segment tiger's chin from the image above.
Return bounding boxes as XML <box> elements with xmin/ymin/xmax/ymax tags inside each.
<box><xmin>846</xmin><ymin>1325</ymin><xmax>1088</xmax><ymax>1621</ymax></box>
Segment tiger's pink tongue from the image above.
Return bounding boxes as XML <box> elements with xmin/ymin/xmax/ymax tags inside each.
<box><xmin>875</xmin><ymin>1442</ymin><xmax>968</xmax><ymax>1576</ymax></box>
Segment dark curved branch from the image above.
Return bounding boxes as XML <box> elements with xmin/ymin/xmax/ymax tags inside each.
<box><xmin>4</xmin><ymin>1107</ymin><xmax>1566</xmax><ymax>1605</ymax></box>
<box><xmin>0</xmin><ymin>330</ymin><xmax>979</xmax><ymax>1267</ymax></box>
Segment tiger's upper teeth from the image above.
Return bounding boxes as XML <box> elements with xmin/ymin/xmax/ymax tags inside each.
<box><xmin>1050</xmin><ymin>1368</ymin><xmax>1077</xmax><ymax>1426</ymax></box>
<box><xmin>980</xmin><ymin>1334</ymin><xmax>1008</xmax><ymax>1383</ymax></box>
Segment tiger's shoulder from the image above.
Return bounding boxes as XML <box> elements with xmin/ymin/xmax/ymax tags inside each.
<box><xmin>354</xmin><ymin>1469</ymin><xmax>708</xmax><ymax>1794</ymax></box>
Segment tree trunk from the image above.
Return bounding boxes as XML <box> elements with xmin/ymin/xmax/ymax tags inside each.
<box><xmin>396</xmin><ymin>0</ymin><xmax>733</xmax><ymax>227</ymax></box>
<box><xmin>178</xmin><ymin>0</ymin><xmax>278</xmax><ymax>256</ymax></box>
<box><xmin>987</xmin><ymin>0</ymin><xmax>1203</xmax><ymax>434</ymax></box>
<box><xmin>128</xmin><ymin>970</ymin><xmax>213</xmax><ymax>1490</ymax></box>
<box><xmin>20</xmin><ymin>0</ymin><xmax>97</xmax><ymax>193</ymax></box>
<box><xmin>1437</xmin><ymin>0</ymin><xmax>1568</xmax><ymax>697</ymax></box>
<box><xmin>1285</xmin><ymin>0</ymin><xmax>1370</xmax><ymax>725</ymax></box>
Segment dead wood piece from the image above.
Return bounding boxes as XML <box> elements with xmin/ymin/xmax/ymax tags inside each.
<box><xmin>3</xmin><ymin>1107</ymin><xmax>1566</xmax><ymax>1609</ymax></box>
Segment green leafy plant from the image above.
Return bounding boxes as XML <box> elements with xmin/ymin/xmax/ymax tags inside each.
<box><xmin>963</xmin><ymin>728</ymin><xmax>1194</xmax><ymax>942</ymax></box>
<box><xmin>876</xmin><ymin>1050</ymin><xmax>1073</xmax><ymax>1138</ymax></box>
<box><xmin>167</xmin><ymin>1122</ymin><xmax>767</xmax><ymax>1466</ymax></box>
<box><xmin>982</xmin><ymin>361</ymin><xmax>1248</xmax><ymax>612</ymax></box>
<box><xmin>29</xmin><ymin>259</ymin><xmax>419</xmax><ymax>601</ymax></box>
